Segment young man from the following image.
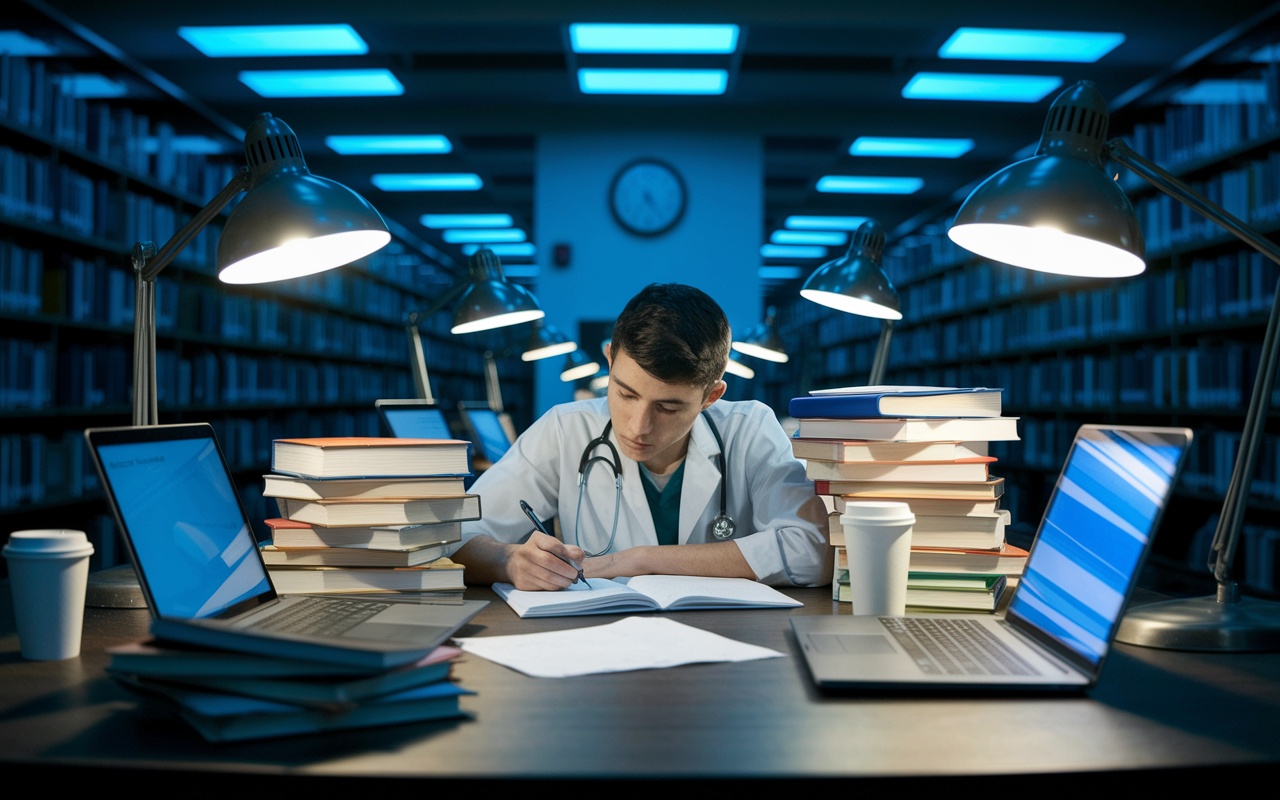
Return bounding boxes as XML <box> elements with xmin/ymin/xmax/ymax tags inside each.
<box><xmin>451</xmin><ymin>284</ymin><xmax>829</xmax><ymax>590</ymax></box>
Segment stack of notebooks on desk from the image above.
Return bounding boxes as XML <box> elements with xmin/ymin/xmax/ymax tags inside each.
<box><xmin>261</xmin><ymin>437</ymin><xmax>482</xmax><ymax>601</ymax></box>
<box><xmin>107</xmin><ymin>639</ymin><xmax>472</xmax><ymax>742</ymax></box>
<box><xmin>788</xmin><ymin>386</ymin><xmax>1027</xmax><ymax>612</ymax></box>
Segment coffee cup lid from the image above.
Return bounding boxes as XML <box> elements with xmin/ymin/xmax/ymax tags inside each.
<box><xmin>3</xmin><ymin>529</ymin><xmax>94</xmax><ymax>558</ymax></box>
<box><xmin>840</xmin><ymin>501</ymin><xmax>914</xmax><ymax>524</ymax></box>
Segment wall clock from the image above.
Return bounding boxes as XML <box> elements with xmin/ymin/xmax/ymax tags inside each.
<box><xmin>610</xmin><ymin>158</ymin><xmax>687</xmax><ymax>236</ymax></box>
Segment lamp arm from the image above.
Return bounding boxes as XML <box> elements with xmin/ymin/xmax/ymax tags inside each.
<box><xmin>1107</xmin><ymin>137</ymin><xmax>1280</xmax><ymax>594</ymax></box>
<box><xmin>403</xmin><ymin>281</ymin><xmax>470</xmax><ymax>402</ymax></box>
<box><xmin>140</xmin><ymin>168</ymin><xmax>251</xmax><ymax>281</ymax></box>
<box><xmin>868</xmin><ymin>319</ymin><xmax>895</xmax><ymax>386</ymax></box>
<box><xmin>484</xmin><ymin>351</ymin><xmax>504</xmax><ymax>412</ymax></box>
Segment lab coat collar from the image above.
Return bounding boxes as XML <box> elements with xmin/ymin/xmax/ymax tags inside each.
<box><xmin>678</xmin><ymin>411</ymin><xmax>723</xmax><ymax>545</ymax></box>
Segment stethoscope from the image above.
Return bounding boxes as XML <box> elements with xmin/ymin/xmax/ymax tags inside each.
<box><xmin>574</xmin><ymin>410</ymin><xmax>735</xmax><ymax>557</ymax></box>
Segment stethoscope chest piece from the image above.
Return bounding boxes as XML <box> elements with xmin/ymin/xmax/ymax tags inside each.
<box><xmin>710</xmin><ymin>513</ymin><xmax>736</xmax><ymax>540</ymax></box>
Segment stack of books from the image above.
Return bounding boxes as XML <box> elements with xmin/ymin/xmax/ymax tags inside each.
<box><xmin>261</xmin><ymin>437</ymin><xmax>482</xmax><ymax>600</ymax></box>
<box><xmin>788</xmin><ymin>387</ymin><xmax>1027</xmax><ymax>613</ymax></box>
<box><xmin>107</xmin><ymin>639</ymin><xmax>471</xmax><ymax>742</ymax></box>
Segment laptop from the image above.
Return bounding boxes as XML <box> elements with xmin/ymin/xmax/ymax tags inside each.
<box><xmin>375</xmin><ymin>399</ymin><xmax>454</xmax><ymax>440</ymax></box>
<box><xmin>85</xmin><ymin>423</ymin><xmax>487</xmax><ymax>669</ymax></box>
<box><xmin>457</xmin><ymin>401</ymin><xmax>515</xmax><ymax>462</ymax></box>
<box><xmin>792</xmin><ymin>424</ymin><xmax>1193</xmax><ymax>690</ymax></box>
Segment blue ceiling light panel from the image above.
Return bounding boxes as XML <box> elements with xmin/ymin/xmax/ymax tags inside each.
<box><xmin>758</xmin><ymin>266</ymin><xmax>804</xmax><ymax>280</ymax></box>
<box><xmin>239</xmin><ymin>69</ymin><xmax>403</xmax><ymax>98</ymax></box>
<box><xmin>577</xmin><ymin>69</ymin><xmax>729</xmax><ymax>95</ymax></box>
<box><xmin>178</xmin><ymin>24</ymin><xmax>369</xmax><ymax>57</ymax></box>
<box><xmin>442</xmin><ymin>229</ymin><xmax>527</xmax><ymax>244</ymax></box>
<box><xmin>462</xmin><ymin>243</ymin><xmax>537</xmax><ymax>257</ymax></box>
<box><xmin>784</xmin><ymin>216</ymin><xmax>869</xmax><ymax>231</ymax></box>
<box><xmin>326</xmin><ymin>135</ymin><xmax>452</xmax><ymax>155</ymax></box>
<box><xmin>771</xmin><ymin>231</ymin><xmax>848</xmax><ymax>246</ymax></box>
<box><xmin>1173</xmin><ymin>80</ymin><xmax>1268</xmax><ymax>105</ymax></box>
<box><xmin>849</xmin><ymin>137</ymin><xmax>975</xmax><ymax>158</ymax></box>
<box><xmin>761</xmin><ymin>244</ymin><xmax>827</xmax><ymax>259</ymax></box>
<box><xmin>0</xmin><ymin>30</ymin><xmax>59</xmax><ymax>56</ymax></box>
<box><xmin>569</xmin><ymin>24</ymin><xmax>740</xmax><ymax>54</ymax></box>
<box><xmin>939</xmin><ymin>28</ymin><xmax>1125</xmax><ymax>63</ymax></box>
<box><xmin>421</xmin><ymin>214</ymin><xmax>513</xmax><ymax>229</ymax></box>
<box><xmin>816</xmin><ymin>176</ymin><xmax>923</xmax><ymax>194</ymax></box>
<box><xmin>371</xmin><ymin>173</ymin><xmax>483</xmax><ymax>191</ymax></box>
<box><xmin>903</xmin><ymin>73</ymin><xmax>1063</xmax><ymax>103</ymax></box>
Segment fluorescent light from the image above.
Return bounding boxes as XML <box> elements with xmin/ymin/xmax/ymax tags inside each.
<box><xmin>443</xmin><ymin>228</ymin><xmax>527</xmax><ymax>244</ymax></box>
<box><xmin>849</xmin><ymin>136</ymin><xmax>975</xmax><ymax>158</ymax></box>
<box><xmin>453</xmin><ymin>309</ymin><xmax>544</xmax><ymax>335</ymax></box>
<box><xmin>761</xmin><ymin>244</ymin><xmax>826</xmax><ymax>259</ymax></box>
<box><xmin>784</xmin><ymin>216</ymin><xmax>869</xmax><ymax>231</ymax></box>
<box><xmin>371</xmin><ymin>173</ymin><xmax>482</xmax><ymax>192</ymax></box>
<box><xmin>178</xmin><ymin>24</ymin><xmax>368</xmax><ymax>57</ymax></box>
<box><xmin>724</xmin><ymin>357</ymin><xmax>755</xmax><ymax>379</ymax></box>
<box><xmin>939</xmin><ymin>28</ymin><xmax>1124</xmax><ymax>63</ymax></box>
<box><xmin>758</xmin><ymin>266</ymin><xmax>803</xmax><ymax>280</ymax></box>
<box><xmin>421</xmin><ymin>214</ymin><xmax>513</xmax><ymax>229</ymax></box>
<box><xmin>56</xmin><ymin>74</ymin><xmax>128</xmax><ymax>98</ymax></box>
<box><xmin>903</xmin><ymin>72</ymin><xmax>1063</xmax><ymax>103</ymax></box>
<box><xmin>239</xmin><ymin>69</ymin><xmax>403</xmax><ymax>98</ymax></box>
<box><xmin>463</xmin><ymin>243</ymin><xmax>537</xmax><ymax>257</ymax></box>
<box><xmin>326</xmin><ymin>135</ymin><xmax>452</xmax><ymax>155</ymax></box>
<box><xmin>578</xmin><ymin>69</ymin><xmax>728</xmax><ymax>95</ymax></box>
<box><xmin>502</xmin><ymin>265</ymin><xmax>541</xmax><ymax>278</ymax></box>
<box><xmin>1173</xmin><ymin>80</ymin><xmax>1267</xmax><ymax>105</ymax></box>
<box><xmin>561</xmin><ymin>361</ymin><xmax>601</xmax><ymax>382</ymax></box>
<box><xmin>771</xmin><ymin>231</ymin><xmax>847</xmax><ymax>246</ymax></box>
<box><xmin>0</xmin><ymin>31</ymin><xmax>58</xmax><ymax>56</ymax></box>
<box><xmin>569</xmin><ymin>24</ymin><xmax>739</xmax><ymax>53</ymax></box>
<box><xmin>816</xmin><ymin>176</ymin><xmax>923</xmax><ymax>194</ymax></box>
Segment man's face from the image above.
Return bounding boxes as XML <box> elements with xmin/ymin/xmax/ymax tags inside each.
<box><xmin>605</xmin><ymin>345</ymin><xmax>726</xmax><ymax>467</ymax></box>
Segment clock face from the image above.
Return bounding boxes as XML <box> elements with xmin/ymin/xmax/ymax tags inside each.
<box><xmin>610</xmin><ymin>159</ymin><xmax>687</xmax><ymax>236</ymax></box>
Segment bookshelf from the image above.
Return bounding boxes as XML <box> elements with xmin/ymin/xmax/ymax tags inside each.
<box><xmin>768</xmin><ymin>27</ymin><xmax>1280</xmax><ymax>597</ymax></box>
<box><xmin>0</xmin><ymin>4</ymin><xmax>534</xmax><ymax>575</ymax></box>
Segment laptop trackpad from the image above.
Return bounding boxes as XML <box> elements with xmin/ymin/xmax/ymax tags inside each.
<box><xmin>346</xmin><ymin>623</ymin><xmax>453</xmax><ymax>643</ymax></box>
<box><xmin>808</xmin><ymin>633</ymin><xmax>896</xmax><ymax>655</ymax></box>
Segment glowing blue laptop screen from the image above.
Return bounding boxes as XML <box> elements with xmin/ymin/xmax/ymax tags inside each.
<box><xmin>383</xmin><ymin>408</ymin><xmax>452</xmax><ymax>440</ymax></box>
<box><xmin>1008</xmin><ymin>428</ymin><xmax>1188</xmax><ymax>665</ymax></box>
<box><xmin>97</xmin><ymin>436</ymin><xmax>271</xmax><ymax>619</ymax></box>
<box><xmin>468</xmin><ymin>409</ymin><xmax>512</xmax><ymax>461</ymax></box>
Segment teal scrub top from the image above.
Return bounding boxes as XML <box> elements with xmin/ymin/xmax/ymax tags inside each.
<box><xmin>639</xmin><ymin>460</ymin><xmax>686</xmax><ymax>546</ymax></box>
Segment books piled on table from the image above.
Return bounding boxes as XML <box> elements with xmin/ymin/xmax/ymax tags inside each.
<box><xmin>262</xmin><ymin>437</ymin><xmax>483</xmax><ymax>600</ymax></box>
<box><xmin>787</xmin><ymin>387</ymin><xmax>1026</xmax><ymax>613</ymax></box>
<box><xmin>107</xmin><ymin>639</ymin><xmax>472</xmax><ymax>742</ymax></box>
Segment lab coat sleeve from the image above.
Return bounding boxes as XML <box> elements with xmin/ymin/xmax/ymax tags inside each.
<box><xmin>729</xmin><ymin>405</ymin><xmax>831</xmax><ymax>587</ymax></box>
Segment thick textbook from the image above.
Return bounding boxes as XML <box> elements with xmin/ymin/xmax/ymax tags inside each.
<box><xmin>271</xmin><ymin>437</ymin><xmax>471</xmax><ymax>480</ymax></box>
<box><xmin>791</xmin><ymin>439</ymin><xmax>988</xmax><ymax>463</ymax></box>
<box><xmin>278</xmin><ymin>495</ymin><xmax>481</xmax><ymax>527</ymax></box>
<box><xmin>805</xmin><ymin>458</ymin><xmax>994</xmax><ymax>483</ymax></box>
<box><xmin>263</xmin><ymin>474</ymin><xmax>467</xmax><ymax>501</ymax></box>
<box><xmin>791</xmin><ymin>387</ymin><xmax>1002</xmax><ymax>419</ymax></box>
<box><xmin>266</xmin><ymin>518</ymin><xmax>461</xmax><ymax>550</ymax></box>
<box><xmin>829</xmin><ymin>509</ymin><xmax>1007</xmax><ymax>544</ymax></box>
<box><xmin>834</xmin><ymin>561</ymin><xmax>1007</xmax><ymax>611</ymax></box>
<box><xmin>814</xmin><ymin>478</ymin><xmax>1004</xmax><ymax>500</ymax></box>
<box><xmin>494</xmin><ymin>574</ymin><xmax>802</xmax><ymax>618</ymax></box>
<box><xmin>260</xmin><ymin>542</ymin><xmax>448</xmax><ymax>568</ymax></box>
<box><xmin>265</xmin><ymin>559</ymin><xmax>466</xmax><ymax>594</ymax></box>
<box><xmin>796</xmin><ymin>417</ymin><xmax>1019</xmax><ymax>442</ymax></box>
<box><xmin>826</xmin><ymin>495</ymin><xmax>1000</xmax><ymax>517</ymax></box>
<box><xmin>908</xmin><ymin>543</ymin><xmax>1030</xmax><ymax>576</ymax></box>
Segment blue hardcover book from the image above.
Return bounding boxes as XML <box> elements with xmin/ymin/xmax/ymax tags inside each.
<box><xmin>788</xmin><ymin>387</ymin><xmax>1003</xmax><ymax>419</ymax></box>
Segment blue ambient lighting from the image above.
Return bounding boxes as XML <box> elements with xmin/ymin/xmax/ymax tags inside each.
<box><xmin>442</xmin><ymin>229</ymin><xmax>527</xmax><ymax>244</ymax></box>
<box><xmin>239</xmin><ymin>69</ymin><xmax>403</xmax><ymax>98</ymax></box>
<box><xmin>421</xmin><ymin>214</ymin><xmax>513</xmax><ymax>229</ymax></box>
<box><xmin>761</xmin><ymin>244</ymin><xmax>827</xmax><ymax>259</ymax></box>
<box><xmin>784</xmin><ymin>216</ymin><xmax>869</xmax><ymax>231</ymax></box>
<box><xmin>816</xmin><ymin>176</ymin><xmax>923</xmax><ymax>194</ymax></box>
<box><xmin>758</xmin><ymin>266</ymin><xmax>804</xmax><ymax>280</ymax></box>
<box><xmin>178</xmin><ymin>25</ymin><xmax>368</xmax><ymax>57</ymax></box>
<box><xmin>903</xmin><ymin>73</ymin><xmax>1063</xmax><ymax>103</ymax></box>
<box><xmin>0</xmin><ymin>30</ymin><xmax>58</xmax><ymax>56</ymax></box>
<box><xmin>569</xmin><ymin>24</ymin><xmax>739</xmax><ymax>54</ymax></box>
<box><xmin>578</xmin><ymin>69</ymin><xmax>728</xmax><ymax>95</ymax></box>
<box><xmin>502</xmin><ymin>265</ymin><xmax>542</xmax><ymax>278</ymax></box>
<box><xmin>938</xmin><ymin>28</ymin><xmax>1124</xmax><ymax>63</ymax></box>
<box><xmin>326</xmin><ymin>135</ymin><xmax>452</xmax><ymax>155</ymax></box>
<box><xmin>462</xmin><ymin>243</ymin><xmax>537</xmax><ymax>257</ymax></box>
<box><xmin>1172</xmin><ymin>80</ymin><xmax>1268</xmax><ymax>105</ymax></box>
<box><xmin>771</xmin><ymin>230</ymin><xmax>848</xmax><ymax>246</ymax></box>
<box><xmin>849</xmin><ymin>137</ymin><xmax>975</xmax><ymax>158</ymax></box>
<box><xmin>142</xmin><ymin>135</ymin><xmax>229</xmax><ymax>155</ymax></box>
<box><xmin>371</xmin><ymin>174</ymin><xmax>483</xmax><ymax>192</ymax></box>
<box><xmin>56</xmin><ymin>74</ymin><xmax>128</xmax><ymax>98</ymax></box>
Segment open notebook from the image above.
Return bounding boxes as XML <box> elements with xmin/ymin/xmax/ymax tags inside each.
<box><xmin>493</xmin><ymin>575</ymin><xmax>802</xmax><ymax>618</ymax></box>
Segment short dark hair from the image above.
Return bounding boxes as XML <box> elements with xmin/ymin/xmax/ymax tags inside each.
<box><xmin>611</xmin><ymin>284</ymin><xmax>730</xmax><ymax>388</ymax></box>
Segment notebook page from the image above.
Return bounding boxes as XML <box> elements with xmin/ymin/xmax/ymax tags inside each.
<box><xmin>493</xmin><ymin>578</ymin><xmax>657</xmax><ymax>617</ymax></box>
<box><xmin>626</xmin><ymin>575</ymin><xmax>802</xmax><ymax>610</ymax></box>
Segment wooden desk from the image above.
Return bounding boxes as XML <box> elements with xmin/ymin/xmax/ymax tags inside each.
<box><xmin>2</xmin><ymin>583</ymin><xmax>1280</xmax><ymax>783</ymax></box>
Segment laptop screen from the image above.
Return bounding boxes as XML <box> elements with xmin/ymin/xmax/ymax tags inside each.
<box><xmin>467</xmin><ymin>408</ymin><xmax>512</xmax><ymax>461</ymax></box>
<box><xmin>1007</xmin><ymin>427</ymin><xmax>1189</xmax><ymax>666</ymax></box>
<box><xmin>96</xmin><ymin>434</ymin><xmax>271</xmax><ymax>619</ymax></box>
<box><xmin>383</xmin><ymin>407</ymin><xmax>452</xmax><ymax>440</ymax></box>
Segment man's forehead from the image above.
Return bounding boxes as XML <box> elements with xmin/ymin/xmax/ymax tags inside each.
<box><xmin>610</xmin><ymin>352</ymin><xmax>704</xmax><ymax>403</ymax></box>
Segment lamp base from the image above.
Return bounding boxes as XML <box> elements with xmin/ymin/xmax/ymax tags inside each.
<box><xmin>1115</xmin><ymin>595</ymin><xmax>1280</xmax><ymax>652</ymax></box>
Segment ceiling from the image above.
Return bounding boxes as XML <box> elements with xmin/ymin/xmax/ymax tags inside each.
<box><xmin>36</xmin><ymin>0</ymin><xmax>1280</xmax><ymax>289</ymax></box>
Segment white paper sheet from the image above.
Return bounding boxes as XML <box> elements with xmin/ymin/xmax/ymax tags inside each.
<box><xmin>454</xmin><ymin>616</ymin><xmax>786</xmax><ymax>678</ymax></box>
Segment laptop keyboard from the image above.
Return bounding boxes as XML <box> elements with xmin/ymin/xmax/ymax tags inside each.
<box><xmin>248</xmin><ymin>597</ymin><xmax>391</xmax><ymax>638</ymax></box>
<box><xmin>879</xmin><ymin>617</ymin><xmax>1041</xmax><ymax>677</ymax></box>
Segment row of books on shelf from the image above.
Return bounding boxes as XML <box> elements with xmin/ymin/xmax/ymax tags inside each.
<box><xmin>880</xmin><ymin>221</ymin><xmax>970</xmax><ymax>283</ymax></box>
<box><xmin>1186</xmin><ymin>514</ymin><xmax>1280</xmax><ymax>594</ymax></box>
<box><xmin>2</xmin><ymin>54</ymin><xmax>239</xmax><ymax>199</ymax></box>
<box><xmin>0</xmin><ymin>239</ymin><xmax>40</xmax><ymax>313</ymax></box>
<box><xmin>1121</xmin><ymin>85</ymin><xmax>1280</xmax><ymax>173</ymax></box>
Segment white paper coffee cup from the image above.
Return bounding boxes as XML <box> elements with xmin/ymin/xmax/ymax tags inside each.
<box><xmin>3</xmin><ymin>529</ymin><xmax>94</xmax><ymax>660</ymax></box>
<box><xmin>840</xmin><ymin>502</ymin><xmax>914</xmax><ymax>616</ymax></box>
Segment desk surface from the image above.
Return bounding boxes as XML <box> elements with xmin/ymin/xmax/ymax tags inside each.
<box><xmin>2</xmin><ymin>583</ymin><xmax>1280</xmax><ymax>780</ymax></box>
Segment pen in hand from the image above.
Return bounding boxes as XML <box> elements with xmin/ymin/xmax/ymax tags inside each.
<box><xmin>519</xmin><ymin>500</ymin><xmax>587</xmax><ymax>586</ymax></box>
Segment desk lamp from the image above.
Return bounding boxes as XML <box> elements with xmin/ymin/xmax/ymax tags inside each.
<box><xmin>948</xmin><ymin>80</ymin><xmax>1280</xmax><ymax>651</ymax></box>
<box><xmin>561</xmin><ymin>348</ymin><xmax>601</xmax><ymax>382</ymax></box>
<box><xmin>404</xmin><ymin>248</ymin><xmax>544</xmax><ymax>402</ymax></box>
<box><xmin>521</xmin><ymin>321</ymin><xmax>578</xmax><ymax>362</ymax></box>
<box><xmin>732</xmin><ymin>307</ymin><xmax>789</xmax><ymax>363</ymax></box>
<box><xmin>724</xmin><ymin>352</ymin><xmax>756</xmax><ymax>379</ymax></box>
<box><xmin>800</xmin><ymin>219</ymin><xmax>902</xmax><ymax>385</ymax></box>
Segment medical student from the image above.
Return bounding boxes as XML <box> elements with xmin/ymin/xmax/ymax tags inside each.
<box><xmin>451</xmin><ymin>284</ymin><xmax>829</xmax><ymax>590</ymax></box>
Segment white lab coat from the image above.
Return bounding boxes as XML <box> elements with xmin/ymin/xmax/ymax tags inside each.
<box><xmin>455</xmin><ymin>397</ymin><xmax>832</xmax><ymax>586</ymax></box>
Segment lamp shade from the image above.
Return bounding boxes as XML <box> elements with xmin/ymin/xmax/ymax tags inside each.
<box><xmin>948</xmin><ymin>80</ymin><xmax>1146</xmax><ymax>278</ymax></box>
<box><xmin>451</xmin><ymin>249</ymin><xmax>545</xmax><ymax>334</ymax></box>
<box><xmin>800</xmin><ymin>219</ymin><xmax>902</xmax><ymax>319</ymax></box>
<box><xmin>732</xmin><ymin>306</ymin><xmax>788</xmax><ymax>363</ymax></box>
<box><xmin>561</xmin><ymin>349</ymin><xmax>601</xmax><ymax>382</ymax></box>
<box><xmin>723</xmin><ymin>352</ymin><xmax>755</xmax><ymax>379</ymax></box>
<box><xmin>522</xmin><ymin>321</ymin><xmax>578</xmax><ymax>362</ymax></box>
<box><xmin>218</xmin><ymin>114</ymin><xmax>390</xmax><ymax>284</ymax></box>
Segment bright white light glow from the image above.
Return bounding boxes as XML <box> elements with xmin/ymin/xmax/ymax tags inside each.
<box><xmin>326</xmin><ymin>135</ymin><xmax>452</xmax><ymax>155</ymax></box>
<box><xmin>724</xmin><ymin>358</ymin><xmax>755</xmax><ymax>379</ymax></box>
<box><xmin>523</xmin><ymin>341</ymin><xmax>577</xmax><ymax>361</ymax></box>
<box><xmin>569</xmin><ymin>24</ymin><xmax>739</xmax><ymax>53</ymax></box>
<box><xmin>561</xmin><ymin>361</ymin><xmax>602</xmax><ymax>382</ymax></box>
<box><xmin>589</xmin><ymin>375</ymin><xmax>611</xmax><ymax>391</ymax></box>
<box><xmin>219</xmin><ymin>230</ymin><xmax>391</xmax><ymax>285</ymax></box>
<box><xmin>443</xmin><ymin>228</ymin><xmax>526</xmax><ymax>244</ymax></box>
<box><xmin>784</xmin><ymin>216</ymin><xmax>869</xmax><ymax>231</ymax></box>
<box><xmin>771</xmin><ymin>230</ymin><xmax>847</xmax><ymax>246</ymax></box>
<box><xmin>422</xmin><ymin>214</ymin><xmax>513</xmax><ymax>228</ymax></box>
<box><xmin>578</xmin><ymin>69</ymin><xmax>728</xmax><ymax>95</ymax></box>
<box><xmin>732</xmin><ymin>342</ymin><xmax>789</xmax><ymax>363</ymax></box>
<box><xmin>948</xmin><ymin>223</ymin><xmax>1146</xmax><ymax>278</ymax></box>
<box><xmin>452</xmin><ymin>309</ymin><xmax>545</xmax><ymax>335</ymax></box>
<box><xmin>800</xmin><ymin>289</ymin><xmax>903</xmax><ymax>320</ymax></box>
